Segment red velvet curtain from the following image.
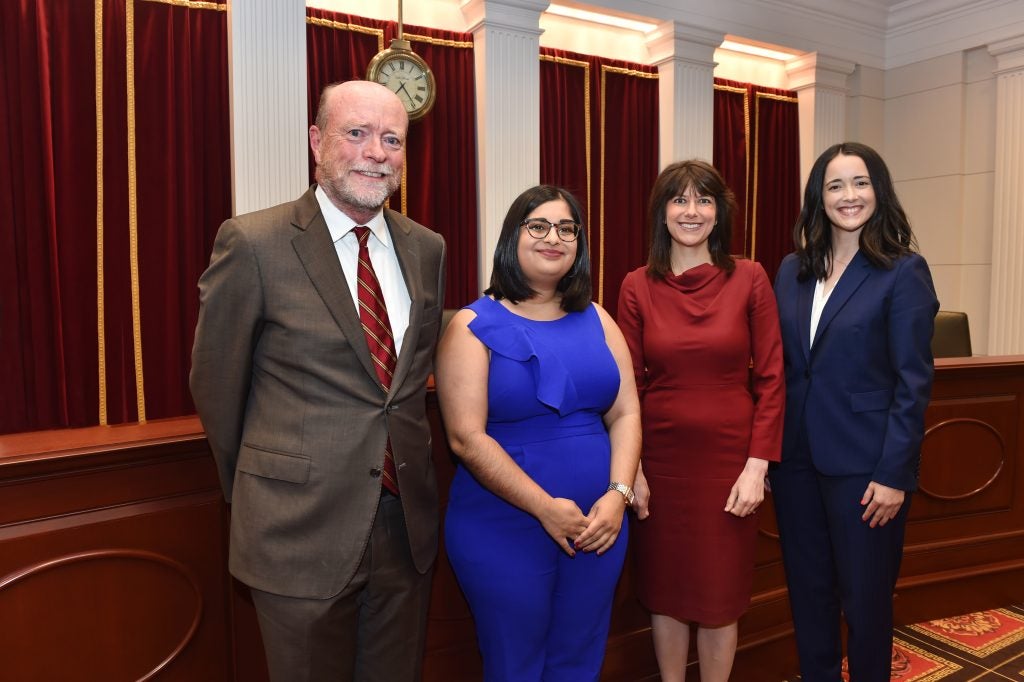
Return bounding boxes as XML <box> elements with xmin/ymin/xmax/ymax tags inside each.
<box><xmin>750</xmin><ymin>88</ymin><xmax>800</xmax><ymax>281</ymax></box>
<box><xmin>539</xmin><ymin>52</ymin><xmax>591</xmax><ymax>220</ymax></box>
<box><xmin>135</xmin><ymin>0</ymin><xmax>231</xmax><ymax>421</ymax></box>
<box><xmin>306</xmin><ymin>9</ymin><xmax>478</xmax><ymax>308</ymax></box>
<box><xmin>1</xmin><ymin>0</ymin><xmax>100</xmax><ymax>433</ymax></box>
<box><xmin>713</xmin><ymin>80</ymin><xmax>751</xmax><ymax>255</ymax></box>
<box><xmin>600</xmin><ymin>62</ymin><xmax>659</xmax><ymax>316</ymax></box>
<box><xmin>713</xmin><ymin>78</ymin><xmax>799</xmax><ymax>282</ymax></box>
<box><xmin>539</xmin><ymin>48</ymin><xmax>658</xmax><ymax>318</ymax></box>
<box><xmin>1</xmin><ymin>0</ymin><xmax>230</xmax><ymax>434</ymax></box>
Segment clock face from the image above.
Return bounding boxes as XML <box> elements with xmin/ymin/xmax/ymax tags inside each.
<box><xmin>374</xmin><ymin>55</ymin><xmax>434</xmax><ymax>118</ymax></box>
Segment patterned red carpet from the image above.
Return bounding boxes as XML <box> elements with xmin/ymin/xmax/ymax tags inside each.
<box><xmin>790</xmin><ymin>605</ymin><xmax>1024</xmax><ymax>680</ymax></box>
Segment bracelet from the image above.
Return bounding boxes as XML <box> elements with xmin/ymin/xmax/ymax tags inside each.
<box><xmin>607</xmin><ymin>482</ymin><xmax>635</xmax><ymax>505</ymax></box>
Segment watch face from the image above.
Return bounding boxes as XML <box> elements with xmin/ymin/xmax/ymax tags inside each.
<box><xmin>375</xmin><ymin>56</ymin><xmax>432</xmax><ymax>115</ymax></box>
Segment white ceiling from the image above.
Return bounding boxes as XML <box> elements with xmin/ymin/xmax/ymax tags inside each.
<box><xmin>585</xmin><ymin>0</ymin><xmax>1024</xmax><ymax>68</ymax></box>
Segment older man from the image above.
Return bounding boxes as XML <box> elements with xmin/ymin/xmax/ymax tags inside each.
<box><xmin>190</xmin><ymin>80</ymin><xmax>446</xmax><ymax>681</ymax></box>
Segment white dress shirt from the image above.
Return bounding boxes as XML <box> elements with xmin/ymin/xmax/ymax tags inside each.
<box><xmin>315</xmin><ymin>186</ymin><xmax>411</xmax><ymax>355</ymax></box>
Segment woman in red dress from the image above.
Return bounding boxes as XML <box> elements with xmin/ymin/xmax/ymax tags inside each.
<box><xmin>617</xmin><ymin>160</ymin><xmax>785</xmax><ymax>681</ymax></box>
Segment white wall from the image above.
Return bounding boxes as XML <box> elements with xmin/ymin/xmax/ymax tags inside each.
<box><xmin>882</xmin><ymin>49</ymin><xmax>996</xmax><ymax>354</ymax></box>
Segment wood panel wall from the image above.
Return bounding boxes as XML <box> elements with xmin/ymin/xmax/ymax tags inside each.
<box><xmin>1</xmin><ymin>356</ymin><xmax>1021</xmax><ymax>681</ymax></box>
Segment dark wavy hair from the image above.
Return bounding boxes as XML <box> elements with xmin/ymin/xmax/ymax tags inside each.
<box><xmin>794</xmin><ymin>142</ymin><xmax>917</xmax><ymax>281</ymax></box>
<box><xmin>484</xmin><ymin>185</ymin><xmax>592</xmax><ymax>312</ymax></box>
<box><xmin>646</xmin><ymin>159</ymin><xmax>736</xmax><ymax>279</ymax></box>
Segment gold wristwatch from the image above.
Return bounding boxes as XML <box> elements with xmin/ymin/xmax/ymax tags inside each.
<box><xmin>607</xmin><ymin>482</ymin><xmax>635</xmax><ymax>505</ymax></box>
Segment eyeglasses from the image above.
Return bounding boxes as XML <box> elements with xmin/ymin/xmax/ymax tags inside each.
<box><xmin>520</xmin><ymin>218</ymin><xmax>581</xmax><ymax>242</ymax></box>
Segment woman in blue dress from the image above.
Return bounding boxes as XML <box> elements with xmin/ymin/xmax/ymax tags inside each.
<box><xmin>435</xmin><ymin>185</ymin><xmax>641</xmax><ymax>681</ymax></box>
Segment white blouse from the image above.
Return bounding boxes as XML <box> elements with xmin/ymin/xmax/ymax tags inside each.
<box><xmin>810</xmin><ymin>278</ymin><xmax>831</xmax><ymax>347</ymax></box>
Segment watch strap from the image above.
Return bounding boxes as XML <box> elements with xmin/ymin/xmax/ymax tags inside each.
<box><xmin>607</xmin><ymin>482</ymin><xmax>635</xmax><ymax>505</ymax></box>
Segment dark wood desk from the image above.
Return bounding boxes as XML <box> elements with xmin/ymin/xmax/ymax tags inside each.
<box><xmin>2</xmin><ymin>357</ymin><xmax>1022</xmax><ymax>680</ymax></box>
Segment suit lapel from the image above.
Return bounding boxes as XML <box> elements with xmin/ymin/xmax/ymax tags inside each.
<box><xmin>290</xmin><ymin>190</ymin><xmax>380</xmax><ymax>385</ymax></box>
<box><xmin>812</xmin><ymin>251</ymin><xmax>871</xmax><ymax>350</ymax></box>
<box><xmin>386</xmin><ymin>209</ymin><xmax>425</xmax><ymax>397</ymax></box>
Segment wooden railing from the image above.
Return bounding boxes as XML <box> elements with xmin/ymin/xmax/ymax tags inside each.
<box><xmin>2</xmin><ymin>356</ymin><xmax>1022</xmax><ymax>680</ymax></box>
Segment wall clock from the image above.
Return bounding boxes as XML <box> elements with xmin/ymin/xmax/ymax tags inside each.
<box><xmin>366</xmin><ymin>3</ymin><xmax>436</xmax><ymax>121</ymax></box>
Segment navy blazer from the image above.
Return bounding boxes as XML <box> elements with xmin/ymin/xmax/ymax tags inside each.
<box><xmin>774</xmin><ymin>251</ymin><xmax>938</xmax><ymax>491</ymax></box>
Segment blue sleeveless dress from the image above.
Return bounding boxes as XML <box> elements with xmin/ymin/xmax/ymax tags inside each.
<box><xmin>444</xmin><ymin>296</ymin><xmax>628</xmax><ymax>682</ymax></box>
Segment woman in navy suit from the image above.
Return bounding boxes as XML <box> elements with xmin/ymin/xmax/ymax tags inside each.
<box><xmin>771</xmin><ymin>142</ymin><xmax>938</xmax><ymax>681</ymax></box>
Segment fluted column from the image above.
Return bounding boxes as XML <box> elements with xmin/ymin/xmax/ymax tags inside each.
<box><xmin>987</xmin><ymin>36</ymin><xmax>1024</xmax><ymax>354</ymax></box>
<box><xmin>228</xmin><ymin>0</ymin><xmax>308</xmax><ymax>215</ymax></box>
<box><xmin>646</xmin><ymin>21</ymin><xmax>722</xmax><ymax>167</ymax></box>
<box><xmin>462</xmin><ymin>0</ymin><xmax>546</xmax><ymax>290</ymax></box>
<box><xmin>786</xmin><ymin>53</ymin><xmax>855</xmax><ymax>188</ymax></box>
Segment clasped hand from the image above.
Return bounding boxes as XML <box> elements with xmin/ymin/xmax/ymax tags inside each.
<box><xmin>539</xmin><ymin>493</ymin><xmax>624</xmax><ymax>557</ymax></box>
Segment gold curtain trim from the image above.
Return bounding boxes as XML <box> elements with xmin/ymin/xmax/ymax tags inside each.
<box><xmin>307</xmin><ymin>16</ymin><xmax>385</xmax><ymax>51</ymax></box>
<box><xmin>96</xmin><ymin>0</ymin><xmax>107</xmax><ymax>425</ymax></box>
<box><xmin>601</xmin><ymin>64</ymin><xmax>658</xmax><ymax>79</ymax></box>
<box><xmin>755</xmin><ymin>91</ymin><xmax>798</xmax><ymax>103</ymax></box>
<box><xmin>126</xmin><ymin>0</ymin><xmax>147</xmax><ymax>422</ymax></box>
<box><xmin>405</xmin><ymin>32</ymin><xmax>472</xmax><ymax>49</ymax></box>
<box><xmin>139</xmin><ymin>0</ymin><xmax>226</xmax><ymax>10</ymax></box>
<box><xmin>540</xmin><ymin>54</ymin><xmax>591</xmax><ymax>292</ymax></box>
<box><xmin>750</xmin><ymin>92</ymin><xmax>797</xmax><ymax>260</ymax></box>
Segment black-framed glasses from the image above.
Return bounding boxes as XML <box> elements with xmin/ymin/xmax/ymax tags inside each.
<box><xmin>520</xmin><ymin>218</ymin><xmax>581</xmax><ymax>242</ymax></box>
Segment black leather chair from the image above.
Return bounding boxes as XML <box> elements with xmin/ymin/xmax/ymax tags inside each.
<box><xmin>931</xmin><ymin>310</ymin><xmax>972</xmax><ymax>358</ymax></box>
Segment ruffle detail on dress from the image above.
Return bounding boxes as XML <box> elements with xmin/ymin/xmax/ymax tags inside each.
<box><xmin>467</xmin><ymin>303</ymin><xmax>579</xmax><ymax>415</ymax></box>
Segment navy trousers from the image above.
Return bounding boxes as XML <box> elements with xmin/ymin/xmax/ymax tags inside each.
<box><xmin>770</xmin><ymin>428</ymin><xmax>910</xmax><ymax>682</ymax></box>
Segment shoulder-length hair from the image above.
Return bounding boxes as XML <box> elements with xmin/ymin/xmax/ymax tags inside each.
<box><xmin>794</xmin><ymin>141</ymin><xmax>918</xmax><ymax>281</ymax></box>
<box><xmin>646</xmin><ymin>159</ymin><xmax>736</xmax><ymax>279</ymax></box>
<box><xmin>484</xmin><ymin>185</ymin><xmax>592</xmax><ymax>312</ymax></box>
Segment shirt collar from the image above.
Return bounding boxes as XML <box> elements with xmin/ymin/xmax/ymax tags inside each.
<box><xmin>315</xmin><ymin>185</ymin><xmax>390</xmax><ymax>248</ymax></box>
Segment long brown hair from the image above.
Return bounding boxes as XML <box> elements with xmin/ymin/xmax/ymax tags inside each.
<box><xmin>646</xmin><ymin>160</ymin><xmax>736</xmax><ymax>279</ymax></box>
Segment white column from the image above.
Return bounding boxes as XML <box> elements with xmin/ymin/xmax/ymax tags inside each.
<box><xmin>461</xmin><ymin>0</ymin><xmax>546</xmax><ymax>291</ymax></box>
<box><xmin>785</xmin><ymin>53</ymin><xmax>855</xmax><ymax>188</ymax></box>
<box><xmin>987</xmin><ymin>36</ymin><xmax>1024</xmax><ymax>355</ymax></box>
<box><xmin>228</xmin><ymin>0</ymin><xmax>308</xmax><ymax>216</ymax></box>
<box><xmin>646</xmin><ymin>21</ymin><xmax>722</xmax><ymax>167</ymax></box>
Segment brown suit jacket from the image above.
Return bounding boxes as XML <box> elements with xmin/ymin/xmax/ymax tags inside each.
<box><xmin>190</xmin><ymin>187</ymin><xmax>446</xmax><ymax>599</ymax></box>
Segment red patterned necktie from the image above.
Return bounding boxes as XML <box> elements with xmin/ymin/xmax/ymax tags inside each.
<box><xmin>353</xmin><ymin>226</ymin><xmax>399</xmax><ymax>496</ymax></box>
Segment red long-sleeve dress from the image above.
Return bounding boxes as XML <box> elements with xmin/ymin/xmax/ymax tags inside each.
<box><xmin>617</xmin><ymin>260</ymin><xmax>784</xmax><ymax>624</ymax></box>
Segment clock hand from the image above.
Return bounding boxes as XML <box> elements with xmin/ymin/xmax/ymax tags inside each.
<box><xmin>395</xmin><ymin>82</ymin><xmax>415</xmax><ymax>105</ymax></box>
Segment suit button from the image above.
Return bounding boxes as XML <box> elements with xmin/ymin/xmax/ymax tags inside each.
<box><xmin>369</xmin><ymin>467</ymin><xmax>382</xmax><ymax>478</ymax></box>
<box><xmin>804</xmin><ymin>370</ymin><xmax>811</xmax><ymax>378</ymax></box>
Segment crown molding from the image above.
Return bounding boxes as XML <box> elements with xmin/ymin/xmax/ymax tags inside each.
<box><xmin>583</xmin><ymin>0</ymin><xmax>1022</xmax><ymax>69</ymax></box>
<box><xmin>886</xmin><ymin>0</ymin><xmax>1013</xmax><ymax>33</ymax></box>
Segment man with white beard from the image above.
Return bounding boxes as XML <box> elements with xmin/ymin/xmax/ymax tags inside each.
<box><xmin>191</xmin><ymin>80</ymin><xmax>447</xmax><ymax>681</ymax></box>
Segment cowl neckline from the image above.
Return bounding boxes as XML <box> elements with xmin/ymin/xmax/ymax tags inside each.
<box><xmin>665</xmin><ymin>262</ymin><xmax>722</xmax><ymax>294</ymax></box>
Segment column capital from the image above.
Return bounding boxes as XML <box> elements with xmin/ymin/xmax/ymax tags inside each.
<box><xmin>988</xmin><ymin>35</ymin><xmax>1024</xmax><ymax>75</ymax></box>
<box><xmin>645</xmin><ymin>20</ymin><xmax>723</xmax><ymax>67</ymax></box>
<box><xmin>785</xmin><ymin>52</ymin><xmax>855</xmax><ymax>92</ymax></box>
<box><xmin>460</xmin><ymin>0</ymin><xmax>546</xmax><ymax>35</ymax></box>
